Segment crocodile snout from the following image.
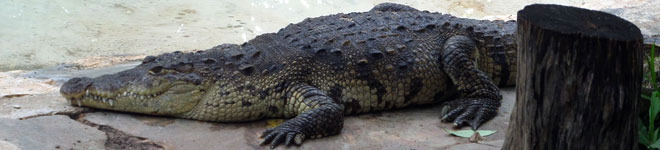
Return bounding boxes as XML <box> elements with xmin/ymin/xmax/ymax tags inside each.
<box><xmin>60</xmin><ymin>77</ymin><xmax>93</xmax><ymax>97</ymax></box>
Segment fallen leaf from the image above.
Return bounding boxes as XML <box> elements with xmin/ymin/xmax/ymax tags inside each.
<box><xmin>476</xmin><ymin>130</ymin><xmax>497</xmax><ymax>136</ymax></box>
<box><xmin>444</xmin><ymin>128</ymin><xmax>474</xmax><ymax>138</ymax></box>
<box><xmin>444</xmin><ymin>128</ymin><xmax>497</xmax><ymax>139</ymax></box>
<box><xmin>469</xmin><ymin>131</ymin><xmax>482</xmax><ymax>143</ymax></box>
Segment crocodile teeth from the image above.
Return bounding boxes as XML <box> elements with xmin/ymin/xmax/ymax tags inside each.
<box><xmin>109</xmin><ymin>99</ymin><xmax>114</xmax><ymax>106</ymax></box>
<box><xmin>67</xmin><ymin>99</ymin><xmax>72</xmax><ymax>105</ymax></box>
<box><xmin>76</xmin><ymin>99</ymin><xmax>82</xmax><ymax>107</ymax></box>
<box><xmin>86</xmin><ymin>90</ymin><xmax>89</xmax><ymax>95</ymax></box>
<box><xmin>123</xmin><ymin>92</ymin><xmax>127</xmax><ymax>96</ymax></box>
<box><xmin>103</xmin><ymin>98</ymin><xmax>107</xmax><ymax>103</ymax></box>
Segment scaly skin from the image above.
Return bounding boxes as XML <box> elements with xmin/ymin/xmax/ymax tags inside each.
<box><xmin>60</xmin><ymin>3</ymin><xmax>517</xmax><ymax>148</ymax></box>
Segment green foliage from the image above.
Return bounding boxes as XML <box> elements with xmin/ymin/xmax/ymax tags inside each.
<box><xmin>642</xmin><ymin>119</ymin><xmax>650</xmax><ymax>146</ymax></box>
<box><xmin>650</xmin><ymin>42</ymin><xmax>657</xmax><ymax>91</ymax></box>
<box><xmin>642</xmin><ymin>42</ymin><xmax>660</xmax><ymax>149</ymax></box>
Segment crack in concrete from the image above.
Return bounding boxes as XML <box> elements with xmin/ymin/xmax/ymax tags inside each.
<box><xmin>18</xmin><ymin>110</ymin><xmax>166</xmax><ymax>150</ymax></box>
<box><xmin>68</xmin><ymin>113</ymin><xmax>165</xmax><ymax>150</ymax></box>
<box><xmin>17</xmin><ymin>108</ymin><xmax>93</xmax><ymax>120</ymax></box>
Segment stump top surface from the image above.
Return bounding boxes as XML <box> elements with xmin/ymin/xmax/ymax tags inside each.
<box><xmin>518</xmin><ymin>4</ymin><xmax>641</xmax><ymax>41</ymax></box>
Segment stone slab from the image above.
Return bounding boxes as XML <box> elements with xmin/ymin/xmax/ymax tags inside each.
<box><xmin>0</xmin><ymin>115</ymin><xmax>106</xmax><ymax>150</ymax></box>
<box><xmin>0</xmin><ymin>92</ymin><xmax>84</xmax><ymax>119</ymax></box>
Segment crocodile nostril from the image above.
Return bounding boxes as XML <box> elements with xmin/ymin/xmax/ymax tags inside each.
<box><xmin>61</xmin><ymin>77</ymin><xmax>93</xmax><ymax>95</ymax></box>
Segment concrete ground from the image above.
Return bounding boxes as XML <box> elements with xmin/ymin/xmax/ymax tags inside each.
<box><xmin>1</xmin><ymin>0</ymin><xmax>658</xmax><ymax>150</ymax></box>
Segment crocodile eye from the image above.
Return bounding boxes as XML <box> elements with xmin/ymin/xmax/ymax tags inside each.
<box><xmin>148</xmin><ymin>66</ymin><xmax>164</xmax><ymax>75</ymax></box>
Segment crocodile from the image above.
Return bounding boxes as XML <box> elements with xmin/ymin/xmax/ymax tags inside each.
<box><xmin>60</xmin><ymin>3</ymin><xmax>517</xmax><ymax>148</ymax></box>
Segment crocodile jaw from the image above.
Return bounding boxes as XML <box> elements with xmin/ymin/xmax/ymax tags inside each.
<box><xmin>60</xmin><ymin>69</ymin><xmax>207</xmax><ymax>116</ymax></box>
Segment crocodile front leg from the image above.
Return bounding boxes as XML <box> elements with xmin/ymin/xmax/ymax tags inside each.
<box><xmin>440</xmin><ymin>35</ymin><xmax>502</xmax><ymax>129</ymax></box>
<box><xmin>260</xmin><ymin>83</ymin><xmax>344</xmax><ymax>148</ymax></box>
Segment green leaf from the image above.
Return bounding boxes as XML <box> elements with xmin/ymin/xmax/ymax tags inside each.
<box><xmin>651</xmin><ymin>92</ymin><xmax>660</xmax><ymax>119</ymax></box>
<box><xmin>652</xmin><ymin>52</ymin><xmax>658</xmax><ymax>91</ymax></box>
<box><xmin>476</xmin><ymin>130</ymin><xmax>497</xmax><ymax>137</ymax></box>
<box><xmin>654</xmin><ymin>127</ymin><xmax>660</xmax><ymax>143</ymax></box>
<box><xmin>641</xmin><ymin>119</ymin><xmax>650</xmax><ymax>146</ymax></box>
<box><xmin>650</xmin><ymin>41</ymin><xmax>658</xmax><ymax>91</ymax></box>
<box><xmin>644</xmin><ymin>94</ymin><xmax>652</xmax><ymax>100</ymax></box>
<box><xmin>649</xmin><ymin>56</ymin><xmax>654</xmax><ymax>69</ymax></box>
<box><xmin>650</xmin><ymin>139</ymin><xmax>660</xmax><ymax>149</ymax></box>
<box><xmin>652</xmin><ymin>92</ymin><xmax>660</xmax><ymax>142</ymax></box>
<box><xmin>444</xmin><ymin>128</ymin><xmax>475</xmax><ymax>138</ymax></box>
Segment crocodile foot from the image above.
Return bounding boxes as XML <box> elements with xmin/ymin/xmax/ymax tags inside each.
<box><xmin>441</xmin><ymin>98</ymin><xmax>500</xmax><ymax>129</ymax></box>
<box><xmin>260</xmin><ymin>123</ymin><xmax>306</xmax><ymax>149</ymax></box>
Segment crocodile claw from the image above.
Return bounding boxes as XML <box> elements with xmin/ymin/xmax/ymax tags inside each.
<box><xmin>441</xmin><ymin>98</ymin><xmax>499</xmax><ymax>130</ymax></box>
<box><xmin>260</xmin><ymin>125</ymin><xmax>305</xmax><ymax>149</ymax></box>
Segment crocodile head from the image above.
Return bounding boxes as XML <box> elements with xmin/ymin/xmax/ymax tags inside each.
<box><xmin>60</xmin><ymin>52</ymin><xmax>212</xmax><ymax>116</ymax></box>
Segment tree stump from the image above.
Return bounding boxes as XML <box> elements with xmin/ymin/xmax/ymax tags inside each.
<box><xmin>502</xmin><ymin>4</ymin><xmax>643</xmax><ymax>150</ymax></box>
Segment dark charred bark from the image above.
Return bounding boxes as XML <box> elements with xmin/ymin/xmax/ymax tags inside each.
<box><xmin>503</xmin><ymin>4</ymin><xmax>643</xmax><ymax>150</ymax></box>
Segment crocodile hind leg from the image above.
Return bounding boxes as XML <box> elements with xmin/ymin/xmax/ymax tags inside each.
<box><xmin>440</xmin><ymin>35</ymin><xmax>502</xmax><ymax>129</ymax></box>
<box><xmin>260</xmin><ymin>83</ymin><xmax>343</xmax><ymax>148</ymax></box>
